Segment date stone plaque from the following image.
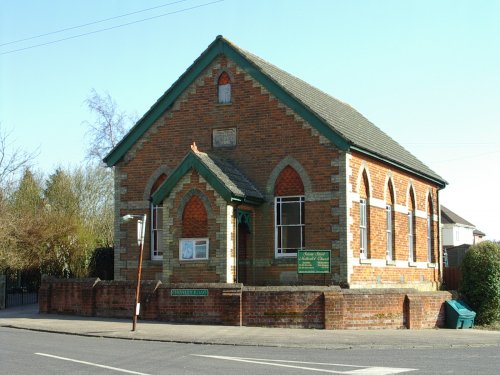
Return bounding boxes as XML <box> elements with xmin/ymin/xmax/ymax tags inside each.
<box><xmin>213</xmin><ymin>128</ymin><xmax>236</xmax><ymax>148</ymax></box>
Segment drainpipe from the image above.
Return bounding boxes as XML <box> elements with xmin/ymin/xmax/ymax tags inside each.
<box><xmin>437</xmin><ymin>187</ymin><xmax>444</xmax><ymax>289</ymax></box>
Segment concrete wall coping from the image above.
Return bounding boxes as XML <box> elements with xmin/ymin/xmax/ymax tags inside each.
<box><xmin>244</xmin><ymin>286</ymin><xmax>342</xmax><ymax>292</ymax></box>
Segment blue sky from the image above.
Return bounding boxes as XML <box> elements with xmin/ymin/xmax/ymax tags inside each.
<box><xmin>1</xmin><ymin>0</ymin><xmax>499</xmax><ymax>240</ymax></box>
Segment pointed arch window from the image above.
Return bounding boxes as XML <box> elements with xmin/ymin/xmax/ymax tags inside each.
<box><xmin>427</xmin><ymin>196</ymin><xmax>434</xmax><ymax>263</ymax></box>
<box><xmin>274</xmin><ymin>166</ymin><xmax>305</xmax><ymax>257</ymax></box>
<box><xmin>180</xmin><ymin>195</ymin><xmax>208</xmax><ymax>260</ymax></box>
<box><xmin>385</xmin><ymin>180</ymin><xmax>395</xmax><ymax>261</ymax></box>
<box><xmin>359</xmin><ymin>171</ymin><xmax>370</xmax><ymax>259</ymax></box>
<box><xmin>150</xmin><ymin>174</ymin><xmax>167</xmax><ymax>260</ymax></box>
<box><xmin>408</xmin><ymin>187</ymin><xmax>416</xmax><ymax>262</ymax></box>
<box><xmin>217</xmin><ymin>71</ymin><xmax>231</xmax><ymax>104</ymax></box>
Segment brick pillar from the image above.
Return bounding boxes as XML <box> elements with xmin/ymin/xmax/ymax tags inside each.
<box><xmin>406</xmin><ymin>294</ymin><xmax>424</xmax><ymax>329</ymax></box>
<box><xmin>222</xmin><ymin>284</ymin><xmax>242</xmax><ymax>326</ymax></box>
<box><xmin>0</xmin><ymin>275</ymin><xmax>5</xmax><ymax>310</ymax></box>
<box><xmin>81</xmin><ymin>278</ymin><xmax>100</xmax><ymax>316</ymax></box>
<box><xmin>38</xmin><ymin>275</ymin><xmax>54</xmax><ymax>313</ymax></box>
<box><xmin>324</xmin><ymin>291</ymin><xmax>345</xmax><ymax>329</ymax></box>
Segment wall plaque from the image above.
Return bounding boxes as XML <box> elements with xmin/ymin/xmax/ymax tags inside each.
<box><xmin>213</xmin><ymin>128</ymin><xmax>236</xmax><ymax>148</ymax></box>
<box><xmin>170</xmin><ymin>289</ymin><xmax>209</xmax><ymax>297</ymax></box>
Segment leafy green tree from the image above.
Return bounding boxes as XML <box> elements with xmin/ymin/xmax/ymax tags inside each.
<box><xmin>461</xmin><ymin>241</ymin><xmax>500</xmax><ymax>324</ymax></box>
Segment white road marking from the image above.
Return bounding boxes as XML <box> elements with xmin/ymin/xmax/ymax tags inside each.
<box><xmin>193</xmin><ymin>355</ymin><xmax>417</xmax><ymax>374</ymax></box>
<box><xmin>35</xmin><ymin>353</ymin><xmax>151</xmax><ymax>375</ymax></box>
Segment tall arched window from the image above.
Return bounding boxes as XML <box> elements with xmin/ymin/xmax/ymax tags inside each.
<box><xmin>180</xmin><ymin>195</ymin><xmax>208</xmax><ymax>260</ymax></box>
<box><xmin>408</xmin><ymin>187</ymin><xmax>416</xmax><ymax>262</ymax></box>
<box><xmin>427</xmin><ymin>195</ymin><xmax>434</xmax><ymax>263</ymax></box>
<box><xmin>217</xmin><ymin>71</ymin><xmax>231</xmax><ymax>104</ymax></box>
<box><xmin>385</xmin><ymin>180</ymin><xmax>395</xmax><ymax>261</ymax></box>
<box><xmin>359</xmin><ymin>171</ymin><xmax>370</xmax><ymax>259</ymax></box>
<box><xmin>150</xmin><ymin>174</ymin><xmax>167</xmax><ymax>260</ymax></box>
<box><xmin>274</xmin><ymin>166</ymin><xmax>305</xmax><ymax>257</ymax></box>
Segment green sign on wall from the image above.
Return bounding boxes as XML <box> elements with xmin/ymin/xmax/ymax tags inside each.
<box><xmin>297</xmin><ymin>250</ymin><xmax>331</xmax><ymax>274</ymax></box>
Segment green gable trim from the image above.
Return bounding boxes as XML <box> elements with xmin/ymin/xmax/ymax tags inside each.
<box><xmin>104</xmin><ymin>39</ymin><xmax>223</xmax><ymax>167</ymax></box>
<box><xmin>350</xmin><ymin>146</ymin><xmax>447</xmax><ymax>188</ymax></box>
<box><xmin>104</xmin><ymin>37</ymin><xmax>349</xmax><ymax>167</ymax></box>
<box><xmin>151</xmin><ymin>152</ymin><xmax>264</xmax><ymax>206</ymax></box>
<box><xmin>221</xmin><ymin>43</ymin><xmax>350</xmax><ymax>151</ymax></box>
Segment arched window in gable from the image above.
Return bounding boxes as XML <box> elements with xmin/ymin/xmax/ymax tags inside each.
<box><xmin>274</xmin><ymin>166</ymin><xmax>305</xmax><ymax>257</ymax></box>
<box><xmin>385</xmin><ymin>179</ymin><xmax>395</xmax><ymax>261</ymax></box>
<box><xmin>217</xmin><ymin>71</ymin><xmax>231</xmax><ymax>104</ymax></box>
<box><xmin>408</xmin><ymin>186</ymin><xmax>416</xmax><ymax>262</ymax></box>
<box><xmin>359</xmin><ymin>171</ymin><xmax>370</xmax><ymax>259</ymax></box>
<box><xmin>427</xmin><ymin>194</ymin><xmax>434</xmax><ymax>263</ymax></box>
<box><xmin>150</xmin><ymin>173</ymin><xmax>167</xmax><ymax>260</ymax></box>
<box><xmin>180</xmin><ymin>195</ymin><xmax>209</xmax><ymax>260</ymax></box>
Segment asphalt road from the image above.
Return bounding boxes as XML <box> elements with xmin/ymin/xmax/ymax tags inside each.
<box><xmin>1</xmin><ymin>327</ymin><xmax>498</xmax><ymax>374</ymax></box>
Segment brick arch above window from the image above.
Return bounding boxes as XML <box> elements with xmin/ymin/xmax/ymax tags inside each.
<box><xmin>384</xmin><ymin>173</ymin><xmax>397</xmax><ymax>204</ymax></box>
<box><xmin>266</xmin><ymin>156</ymin><xmax>311</xmax><ymax>197</ymax></box>
<box><xmin>218</xmin><ymin>71</ymin><xmax>231</xmax><ymax>85</ymax></box>
<box><xmin>182</xmin><ymin>195</ymin><xmax>208</xmax><ymax>238</ymax></box>
<box><xmin>217</xmin><ymin>71</ymin><xmax>232</xmax><ymax>104</ymax></box>
<box><xmin>356</xmin><ymin>163</ymin><xmax>372</xmax><ymax>199</ymax></box>
<box><xmin>143</xmin><ymin>165</ymin><xmax>171</xmax><ymax>201</ymax></box>
<box><xmin>274</xmin><ymin>166</ymin><xmax>304</xmax><ymax>196</ymax></box>
<box><xmin>385</xmin><ymin>178</ymin><xmax>395</xmax><ymax>205</ymax></box>
<box><xmin>176</xmin><ymin>189</ymin><xmax>214</xmax><ymax>220</ymax></box>
<box><xmin>426</xmin><ymin>190</ymin><xmax>435</xmax><ymax>215</ymax></box>
<box><xmin>406</xmin><ymin>183</ymin><xmax>417</xmax><ymax>210</ymax></box>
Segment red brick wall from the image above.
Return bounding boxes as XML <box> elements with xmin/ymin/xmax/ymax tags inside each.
<box><xmin>114</xmin><ymin>54</ymin><xmax>442</xmax><ymax>289</ymax></box>
<box><xmin>39</xmin><ymin>279</ymin><xmax>452</xmax><ymax>330</ymax></box>
<box><xmin>274</xmin><ymin>166</ymin><xmax>304</xmax><ymax>196</ymax></box>
<box><xmin>115</xmin><ymin>55</ymin><xmax>341</xmax><ymax>285</ymax></box>
<box><xmin>243</xmin><ymin>287</ymin><xmax>325</xmax><ymax>329</ymax></box>
<box><xmin>349</xmin><ymin>153</ymin><xmax>440</xmax><ymax>287</ymax></box>
<box><xmin>182</xmin><ymin>195</ymin><xmax>208</xmax><ymax>238</ymax></box>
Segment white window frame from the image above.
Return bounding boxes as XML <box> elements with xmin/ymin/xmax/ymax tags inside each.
<box><xmin>360</xmin><ymin>199</ymin><xmax>368</xmax><ymax>259</ymax></box>
<box><xmin>218</xmin><ymin>83</ymin><xmax>231</xmax><ymax>104</ymax></box>
<box><xmin>427</xmin><ymin>214</ymin><xmax>432</xmax><ymax>262</ymax></box>
<box><xmin>386</xmin><ymin>204</ymin><xmax>393</xmax><ymax>261</ymax></box>
<box><xmin>150</xmin><ymin>203</ymin><xmax>163</xmax><ymax>260</ymax></box>
<box><xmin>275</xmin><ymin>196</ymin><xmax>305</xmax><ymax>257</ymax></box>
<box><xmin>408</xmin><ymin>211</ymin><xmax>414</xmax><ymax>262</ymax></box>
<box><xmin>179</xmin><ymin>238</ymin><xmax>209</xmax><ymax>261</ymax></box>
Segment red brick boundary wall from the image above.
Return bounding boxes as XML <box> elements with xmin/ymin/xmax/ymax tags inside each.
<box><xmin>39</xmin><ymin>278</ymin><xmax>451</xmax><ymax>330</ymax></box>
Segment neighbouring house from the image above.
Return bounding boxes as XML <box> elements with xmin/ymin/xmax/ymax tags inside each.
<box><xmin>441</xmin><ymin>205</ymin><xmax>486</xmax><ymax>267</ymax></box>
<box><xmin>104</xmin><ymin>36</ymin><xmax>447</xmax><ymax>291</ymax></box>
<box><xmin>441</xmin><ymin>205</ymin><xmax>476</xmax><ymax>250</ymax></box>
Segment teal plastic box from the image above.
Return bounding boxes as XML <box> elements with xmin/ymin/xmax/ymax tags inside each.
<box><xmin>445</xmin><ymin>300</ymin><xmax>476</xmax><ymax>329</ymax></box>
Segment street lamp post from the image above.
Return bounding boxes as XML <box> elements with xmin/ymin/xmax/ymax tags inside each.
<box><xmin>121</xmin><ymin>214</ymin><xmax>147</xmax><ymax>332</ymax></box>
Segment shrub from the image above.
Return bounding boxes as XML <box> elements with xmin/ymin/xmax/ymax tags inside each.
<box><xmin>461</xmin><ymin>241</ymin><xmax>500</xmax><ymax>324</ymax></box>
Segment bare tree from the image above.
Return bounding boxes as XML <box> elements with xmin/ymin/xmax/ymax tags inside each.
<box><xmin>0</xmin><ymin>125</ymin><xmax>38</xmax><ymax>191</ymax></box>
<box><xmin>83</xmin><ymin>89</ymin><xmax>135</xmax><ymax>162</ymax></box>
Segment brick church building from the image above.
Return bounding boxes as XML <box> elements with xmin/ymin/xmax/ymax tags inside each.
<box><xmin>105</xmin><ymin>36</ymin><xmax>446</xmax><ymax>290</ymax></box>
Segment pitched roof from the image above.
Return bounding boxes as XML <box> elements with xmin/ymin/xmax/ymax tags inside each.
<box><xmin>473</xmin><ymin>229</ymin><xmax>486</xmax><ymax>237</ymax></box>
<box><xmin>151</xmin><ymin>150</ymin><xmax>264</xmax><ymax>206</ymax></box>
<box><xmin>104</xmin><ymin>36</ymin><xmax>446</xmax><ymax>187</ymax></box>
<box><xmin>441</xmin><ymin>205</ymin><xmax>475</xmax><ymax>227</ymax></box>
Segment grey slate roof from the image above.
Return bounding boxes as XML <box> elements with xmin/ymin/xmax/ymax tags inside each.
<box><xmin>194</xmin><ymin>151</ymin><xmax>264</xmax><ymax>202</ymax></box>
<box><xmin>473</xmin><ymin>229</ymin><xmax>486</xmax><ymax>237</ymax></box>
<box><xmin>441</xmin><ymin>205</ymin><xmax>475</xmax><ymax>227</ymax></box>
<box><xmin>229</xmin><ymin>39</ymin><xmax>445</xmax><ymax>184</ymax></box>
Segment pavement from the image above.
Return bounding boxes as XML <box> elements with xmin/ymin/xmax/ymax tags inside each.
<box><xmin>1</xmin><ymin>304</ymin><xmax>499</xmax><ymax>350</ymax></box>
